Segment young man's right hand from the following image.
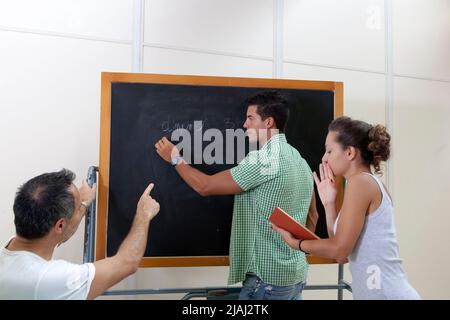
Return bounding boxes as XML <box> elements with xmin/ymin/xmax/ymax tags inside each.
<box><xmin>137</xmin><ymin>183</ymin><xmax>160</xmax><ymax>220</ymax></box>
<box><xmin>155</xmin><ymin>137</ymin><xmax>180</xmax><ymax>164</ymax></box>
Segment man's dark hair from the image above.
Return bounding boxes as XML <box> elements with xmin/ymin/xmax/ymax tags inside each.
<box><xmin>13</xmin><ymin>169</ymin><xmax>76</xmax><ymax>239</ymax></box>
<box><xmin>245</xmin><ymin>91</ymin><xmax>289</xmax><ymax>132</ymax></box>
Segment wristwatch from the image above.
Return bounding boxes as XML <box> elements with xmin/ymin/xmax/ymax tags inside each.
<box><xmin>171</xmin><ymin>155</ymin><xmax>184</xmax><ymax>166</ymax></box>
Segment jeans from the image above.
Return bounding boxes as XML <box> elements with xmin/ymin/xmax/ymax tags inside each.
<box><xmin>238</xmin><ymin>273</ymin><xmax>306</xmax><ymax>300</ymax></box>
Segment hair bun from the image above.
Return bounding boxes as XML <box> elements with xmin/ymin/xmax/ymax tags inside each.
<box><xmin>367</xmin><ymin>125</ymin><xmax>391</xmax><ymax>172</ymax></box>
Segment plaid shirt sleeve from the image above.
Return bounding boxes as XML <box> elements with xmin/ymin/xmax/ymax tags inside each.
<box><xmin>230</xmin><ymin>150</ymin><xmax>279</xmax><ymax>191</ymax></box>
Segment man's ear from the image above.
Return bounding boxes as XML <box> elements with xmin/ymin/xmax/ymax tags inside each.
<box><xmin>54</xmin><ymin>218</ymin><xmax>66</xmax><ymax>235</ymax></box>
<box><xmin>264</xmin><ymin>116</ymin><xmax>276</xmax><ymax>129</ymax></box>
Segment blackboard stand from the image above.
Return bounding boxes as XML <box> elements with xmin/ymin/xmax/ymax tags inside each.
<box><xmin>83</xmin><ymin>166</ymin><xmax>352</xmax><ymax>299</ymax></box>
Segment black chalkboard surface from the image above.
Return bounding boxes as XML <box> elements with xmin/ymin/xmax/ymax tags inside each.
<box><xmin>97</xmin><ymin>73</ymin><xmax>343</xmax><ymax>267</ymax></box>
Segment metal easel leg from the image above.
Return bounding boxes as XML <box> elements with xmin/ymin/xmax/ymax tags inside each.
<box><xmin>83</xmin><ymin>166</ymin><xmax>98</xmax><ymax>263</ymax></box>
<box><xmin>338</xmin><ymin>263</ymin><xmax>344</xmax><ymax>300</ymax></box>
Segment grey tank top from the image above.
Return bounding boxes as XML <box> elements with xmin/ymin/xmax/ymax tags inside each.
<box><xmin>334</xmin><ymin>173</ymin><xmax>420</xmax><ymax>299</ymax></box>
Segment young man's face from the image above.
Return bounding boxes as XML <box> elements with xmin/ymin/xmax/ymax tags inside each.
<box><xmin>243</xmin><ymin>105</ymin><xmax>269</xmax><ymax>143</ymax></box>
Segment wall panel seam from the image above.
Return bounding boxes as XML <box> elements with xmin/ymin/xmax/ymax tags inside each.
<box><xmin>284</xmin><ymin>58</ymin><xmax>386</xmax><ymax>76</ymax></box>
<box><xmin>143</xmin><ymin>42</ymin><xmax>273</xmax><ymax>62</ymax></box>
<box><xmin>0</xmin><ymin>25</ymin><xmax>132</xmax><ymax>45</ymax></box>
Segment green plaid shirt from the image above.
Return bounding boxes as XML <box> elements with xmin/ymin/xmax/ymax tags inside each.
<box><xmin>229</xmin><ymin>133</ymin><xmax>313</xmax><ymax>286</ymax></box>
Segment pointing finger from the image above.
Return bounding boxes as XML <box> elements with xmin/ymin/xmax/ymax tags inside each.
<box><xmin>142</xmin><ymin>183</ymin><xmax>154</xmax><ymax>198</ymax></box>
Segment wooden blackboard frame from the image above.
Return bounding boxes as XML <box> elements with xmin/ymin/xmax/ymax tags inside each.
<box><xmin>97</xmin><ymin>72</ymin><xmax>344</xmax><ymax>267</ymax></box>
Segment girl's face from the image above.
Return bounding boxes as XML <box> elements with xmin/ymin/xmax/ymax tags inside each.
<box><xmin>322</xmin><ymin>131</ymin><xmax>350</xmax><ymax>176</ymax></box>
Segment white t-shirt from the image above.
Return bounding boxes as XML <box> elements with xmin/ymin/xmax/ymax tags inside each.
<box><xmin>0</xmin><ymin>237</ymin><xmax>96</xmax><ymax>300</ymax></box>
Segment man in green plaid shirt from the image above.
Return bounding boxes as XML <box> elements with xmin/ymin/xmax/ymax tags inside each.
<box><xmin>156</xmin><ymin>91</ymin><xmax>318</xmax><ymax>300</ymax></box>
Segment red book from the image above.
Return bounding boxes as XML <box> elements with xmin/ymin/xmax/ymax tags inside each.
<box><xmin>269</xmin><ymin>207</ymin><xmax>320</xmax><ymax>240</ymax></box>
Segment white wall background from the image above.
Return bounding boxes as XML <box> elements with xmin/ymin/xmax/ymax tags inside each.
<box><xmin>0</xmin><ymin>0</ymin><xmax>448</xmax><ymax>299</ymax></box>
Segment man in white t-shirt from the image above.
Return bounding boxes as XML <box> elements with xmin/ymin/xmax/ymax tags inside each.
<box><xmin>0</xmin><ymin>169</ymin><xmax>160</xmax><ymax>299</ymax></box>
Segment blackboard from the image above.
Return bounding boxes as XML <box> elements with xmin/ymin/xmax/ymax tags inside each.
<box><xmin>96</xmin><ymin>73</ymin><xmax>343</xmax><ymax>267</ymax></box>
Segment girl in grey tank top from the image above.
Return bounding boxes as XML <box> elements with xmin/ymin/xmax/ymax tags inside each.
<box><xmin>333</xmin><ymin>173</ymin><xmax>420</xmax><ymax>299</ymax></box>
<box><xmin>272</xmin><ymin>116</ymin><xmax>420</xmax><ymax>300</ymax></box>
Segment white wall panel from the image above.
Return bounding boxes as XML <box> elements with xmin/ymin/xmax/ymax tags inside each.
<box><xmin>144</xmin><ymin>0</ymin><xmax>273</xmax><ymax>58</ymax></box>
<box><xmin>393</xmin><ymin>76</ymin><xmax>450</xmax><ymax>299</ymax></box>
<box><xmin>284</xmin><ymin>63</ymin><xmax>386</xmax><ymax>125</ymax></box>
<box><xmin>0</xmin><ymin>0</ymin><xmax>134</xmax><ymax>41</ymax></box>
<box><xmin>143</xmin><ymin>46</ymin><xmax>272</xmax><ymax>78</ymax></box>
<box><xmin>284</xmin><ymin>0</ymin><xmax>385</xmax><ymax>72</ymax></box>
<box><xmin>393</xmin><ymin>0</ymin><xmax>450</xmax><ymax>80</ymax></box>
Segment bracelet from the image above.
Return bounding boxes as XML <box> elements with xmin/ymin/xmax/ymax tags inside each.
<box><xmin>81</xmin><ymin>201</ymin><xmax>91</xmax><ymax>211</ymax></box>
<box><xmin>298</xmin><ymin>239</ymin><xmax>306</xmax><ymax>253</ymax></box>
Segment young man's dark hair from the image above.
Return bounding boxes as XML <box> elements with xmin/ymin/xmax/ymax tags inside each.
<box><xmin>245</xmin><ymin>91</ymin><xmax>290</xmax><ymax>132</ymax></box>
<box><xmin>13</xmin><ymin>169</ymin><xmax>76</xmax><ymax>239</ymax></box>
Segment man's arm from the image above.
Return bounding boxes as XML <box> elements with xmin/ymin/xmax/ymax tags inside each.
<box><xmin>155</xmin><ymin>137</ymin><xmax>242</xmax><ymax>196</ymax></box>
<box><xmin>305</xmin><ymin>191</ymin><xmax>319</xmax><ymax>233</ymax></box>
<box><xmin>87</xmin><ymin>183</ymin><xmax>160</xmax><ymax>299</ymax></box>
<box><xmin>175</xmin><ymin>163</ymin><xmax>242</xmax><ymax>196</ymax></box>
